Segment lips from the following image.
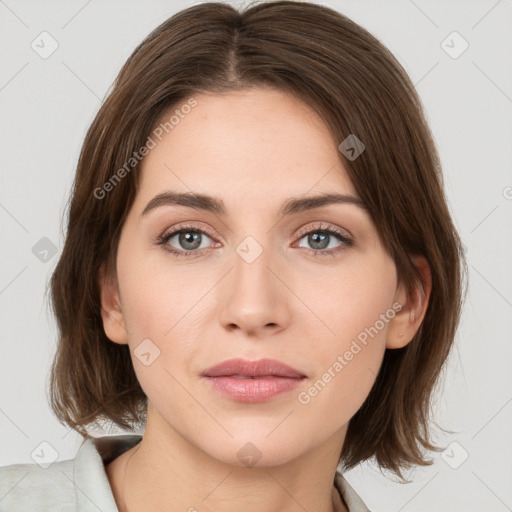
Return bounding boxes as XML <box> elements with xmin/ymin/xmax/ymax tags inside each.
<box><xmin>201</xmin><ymin>358</ymin><xmax>306</xmax><ymax>379</ymax></box>
<box><xmin>201</xmin><ymin>358</ymin><xmax>306</xmax><ymax>403</ymax></box>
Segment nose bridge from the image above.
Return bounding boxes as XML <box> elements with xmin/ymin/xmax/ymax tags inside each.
<box><xmin>232</xmin><ymin>232</ymin><xmax>278</xmax><ymax>300</ymax></box>
<box><xmin>217</xmin><ymin>230</ymin><xmax>290</xmax><ymax>333</ymax></box>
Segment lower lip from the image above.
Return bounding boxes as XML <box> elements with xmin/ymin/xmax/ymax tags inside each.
<box><xmin>203</xmin><ymin>376</ymin><xmax>304</xmax><ymax>403</ymax></box>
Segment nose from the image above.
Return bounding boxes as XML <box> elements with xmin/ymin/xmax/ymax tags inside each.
<box><xmin>217</xmin><ymin>239</ymin><xmax>291</xmax><ymax>338</ymax></box>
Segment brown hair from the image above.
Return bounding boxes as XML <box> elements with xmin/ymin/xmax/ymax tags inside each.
<box><xmin>47</xmin><ymin>0</ymin><xmax>467</xmax><ymax>480</ymax></box>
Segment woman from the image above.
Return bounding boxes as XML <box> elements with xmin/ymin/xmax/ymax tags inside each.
<box><xmin>0</xmin><ymin>1</ymin><xmax>466</xmax><ymax>511</ymax></box>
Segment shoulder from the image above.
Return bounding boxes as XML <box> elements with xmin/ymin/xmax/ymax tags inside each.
<box><xmin>0</xmin><ymin>434</ymin><xmax>141</xmax><ymax>512</ymax></box>
<box><xmin>0</xmin><ymin>458</ymin><xmax>76</xmax><ymax>512</ymax></box>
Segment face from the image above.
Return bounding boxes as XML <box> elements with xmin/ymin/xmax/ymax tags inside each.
<box><xmin>103</xmin><ymin>87</ymin><xmax>408</xmax><ymax>467</ymax></box>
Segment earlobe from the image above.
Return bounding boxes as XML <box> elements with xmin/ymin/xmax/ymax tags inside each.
<box><xmin>386</xmin><ymin>255</ymin><xmax>431</xmax><ymax>349</ymax></box>
<box><xmin>98</xmin><ymin>264</ymin><xmax>129</xmax><ymax>345</ymax></box>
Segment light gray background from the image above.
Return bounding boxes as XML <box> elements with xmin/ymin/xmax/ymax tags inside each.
<box><xmin>1</xmin><ymin>0</ymin><xmax>511</xmax><ymax>511</ymax></box>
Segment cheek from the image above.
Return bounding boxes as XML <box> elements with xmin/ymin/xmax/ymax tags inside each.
<box><xmin>116</xmin><ymin>238</ymin><xmax>200</xmax><ymax>336</ymax></box>
<box><xmin>295</xmin><ymin>253</ymin><xmax>396</xmax><ymax>418</ymax></box>
<box><xmin>297</xmin><ymin>250</ymin><xmax>397</xmax><ymax>346</ymax></box>
<box><xmin>116</xmin><ymin>242</ymin><xmax>210</xmax><ymax>390</ymax></box>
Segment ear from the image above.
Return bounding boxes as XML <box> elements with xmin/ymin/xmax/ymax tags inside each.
<box><xmin>98</xmin><ymin>263</ymin><xmax>129</xmax><ymax>345</ymax></box>
<box><xmin>386</xmin><ymin>255</ymin><xmax>431</xmax><ymax>349</ymax></box>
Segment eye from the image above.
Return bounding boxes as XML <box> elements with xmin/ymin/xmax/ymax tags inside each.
<box><xmin>294</xmin><ymin>222</ymin><xmax>353</xmax><ymax>256</ymax></box>
<box><xmin>156</xmin><ymin>223</ymin><xmax>217</xmax><ymax>258</ymax></box>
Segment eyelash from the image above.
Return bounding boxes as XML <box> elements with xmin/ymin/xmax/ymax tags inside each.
<box><xmin>155</xmin><ymin>221</ymin><xmax>353</xmax><ymax>259</ymax></box>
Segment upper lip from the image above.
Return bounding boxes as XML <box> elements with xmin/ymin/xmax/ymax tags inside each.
<box><xmin>201</xmin><ymin>358</ymin><xmax>306</xmax><ymax>378</ymax></box>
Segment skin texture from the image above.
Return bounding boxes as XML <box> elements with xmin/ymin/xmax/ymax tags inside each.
<box><xmin>99</xmin><ymin>87</ymin><xmax>431</xmax><ymax>512</ymax></box>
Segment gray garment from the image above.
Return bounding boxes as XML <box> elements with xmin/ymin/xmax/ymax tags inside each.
<box><xmin>0</xmin><ymin>434</ymin><xmax>371</xmax><ymax>511</ymax></box>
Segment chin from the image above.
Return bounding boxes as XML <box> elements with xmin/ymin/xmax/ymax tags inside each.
<box><xmin>191</xmin><ymin>423</ymin><xmax>317</xmax><ymax>469</ymax></box>
<box><xmin>210</xmin><ymin>439</ymin><xmax>303</xmax><ymax>468</ymax></box>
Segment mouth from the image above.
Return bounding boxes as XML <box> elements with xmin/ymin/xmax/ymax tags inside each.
<box><xmin>201</xmin><ymin>358</ymin><xmax>306</xmax><ymax>403</ymax></box>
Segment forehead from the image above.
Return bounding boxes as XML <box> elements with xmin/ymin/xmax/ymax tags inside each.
<box><xmin>136</xmin><ymin>87</ymin><xmax>358</xmax><ymax>207</ymax></box>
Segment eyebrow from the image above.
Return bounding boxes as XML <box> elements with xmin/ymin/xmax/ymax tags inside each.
<box><xmin>141</xmin><ymin>191</ymin><xmax>368</xmax><ymax>217</ymax></box>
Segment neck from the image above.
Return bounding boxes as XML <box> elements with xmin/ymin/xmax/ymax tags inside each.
<box><xmin>106</xmin><ymin>406</ymin><xmax>348</xmax><ymax>512</ymax></box>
